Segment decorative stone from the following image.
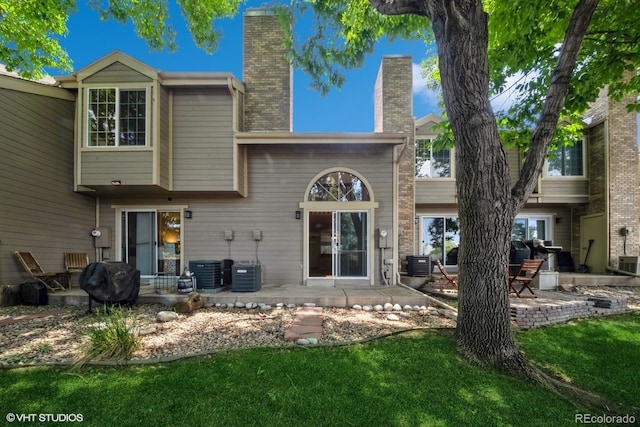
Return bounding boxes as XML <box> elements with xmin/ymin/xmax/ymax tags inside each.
<box><xmin>363</xmin><ymin>305</ymin><xmax>373</xmax><ymax>312</ymax></box>
<box><xmin>132</xmin><ymin>325</ymin><xmax>156</xmax><ymax>336</ymax></box>
<box><xmin>296</xmin><ymin>338</ymin><xmax>310</xmax><ymax>345</ymax></box>
<box><xmin>307</xmin><ymin>337</ymin><xmax>318</xmax><ymax>345</ymax></box>
<box><xmin>259</xmin><ymin>305</ymin><xmax>272</xmax><ymax>311</ymax></box>
<box><xmin>412</xmin><ymin>305</ymin><xmax>421</xmax><ymax>311</ymax></box>
<box><xmin>386</xmin><ymin>314</ymin><xmax>400</xmax><ymax>321</ymax></box>
<box><xmin>235</xmin><ymin>302</ymin><xmax>245</xmax><ymax>308</ymax></box>
<box><xmin>392</xmin><ymin>303</ymin><xmax>402</xmax><ymax>311</ymax></box>
<box><xmin>303</xmin><ymin>302</ymin><xmax>316</xmax><ymax>307</ymax></box>
<box><xmin>352</xmin><ymin>304</ymin><xmax>362</xmax><ymax>310</ymax></box>
<box><xmin>403</xmin><ymin>305</ymin><xmax>413</xmax><ymax>311</ymax></box>
<box><xmin>245</xmin><ymin>302</ymin><xmax>257</xmax><ymax>309</ymax></box>
<box><xmin>373</xmin><ymin>305</ymin><xmax>384</xmax><ymax>312</ymax></box>
<box><xmin>286</xmin><ymin>303</ymin><xmax>297</xmax><ymax>309</ymax></box>
<box><xmin>383</xmin><ymin>303</ymin><xmax>394</xmax><ymax>311</ymax></box>
<box><xmin>276</xmin><ymin>303</ymin><xmax>284</xmax><ymax>307</ymax></box>
<box><xmin>156</xmin><ymin>311</ymin><xmax>178</xmax><ymax>323</ymax></box>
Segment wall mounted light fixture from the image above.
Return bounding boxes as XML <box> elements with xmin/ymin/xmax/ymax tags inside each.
<box><xmin>295</xmin><ymin>210</ymin><xmax>301</xmax><ymax>220</ymax></box>
<box><xmin>184</xmin><ymin>210</ymin><xmax>193</xmax><ymax>219</ymax></box>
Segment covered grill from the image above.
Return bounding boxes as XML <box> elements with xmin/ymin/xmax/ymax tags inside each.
<box><xmin>525</xmin><ymin>240</ymin><xmax>562</xmax><ymax>270</ymax></box>
<box><xmin>80</xmin><ymin>262</ymin><xmax>141</xmax><ymax>311</ymax></box>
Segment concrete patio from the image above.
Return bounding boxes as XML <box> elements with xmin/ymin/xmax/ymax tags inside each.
<box><xmin>44</xmin><ymin>272</ymin><xmax>638</xmax><ymax>320</ymax></box>
<box><xmin>47</xmin><ymin>281</ymin><xmax>434</xmax><ymax>308</ymax></box>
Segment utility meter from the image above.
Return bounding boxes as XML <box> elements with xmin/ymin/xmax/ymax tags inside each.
<box><xmin>378</xmin><ymin>228</ymin><xmax>390</xmax><ymax>249</ymax></box>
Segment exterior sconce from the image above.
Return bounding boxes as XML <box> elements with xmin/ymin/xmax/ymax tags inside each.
<box><xmin>295</xmin><ymin>210</ymin><xmax>301</xmax><ymax>220</ymax></box>
<box><xmin>184</xmin><ymin>210</ymin><xmax>193</xmax><ymax>219</ymax></box>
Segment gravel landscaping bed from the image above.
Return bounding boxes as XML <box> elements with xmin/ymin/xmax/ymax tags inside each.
<box><xmin>0</xmin><ymin>303</ymin><xmax>455</xmax><ymax>367</ymax></box>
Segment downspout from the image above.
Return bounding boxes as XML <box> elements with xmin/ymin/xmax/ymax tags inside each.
<box><xmin>95</xmin><ymin>197</ymin><xmax>100</xmax><ymax>262</ymax></box>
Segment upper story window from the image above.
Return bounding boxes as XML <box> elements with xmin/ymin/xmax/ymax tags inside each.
<box><xmin>546</xmin><ymin>140</ymin><xmax>584</xmax><ymax>177</ymax></box>
<box><xmin>87</xmin><ymin>87</ymin><xmax>147</xmax><ymax>147</ymax></box>
<box><xmin>415</xmin><ymin>138</ymin><xmax>452</xmax><ymax>178</ymax></box>
<box><xmin>308</xmin><ymin>171</ymin><xmax>370</xmax><ymax>202</ymax></box>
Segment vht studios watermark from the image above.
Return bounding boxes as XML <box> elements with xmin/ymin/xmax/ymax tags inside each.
<box><xmin>575</xmin><ymin>413</ymin><xmax>636</xmax><ymax>425</ymax></box>
<box><xmin>6</xmin><ymin>413</ymin><xmax>84</xmax><ymax>423</ymax></box>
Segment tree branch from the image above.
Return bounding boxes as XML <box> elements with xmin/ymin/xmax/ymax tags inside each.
<box><xmin>368</xmin><ymin>0</ymin><xmax>431</xmax><ymax>17</ymax></box>
<box><xmin>511</xmin><ymin>0</ymin><xmax>600</xmax><ymax>209</ymax></box>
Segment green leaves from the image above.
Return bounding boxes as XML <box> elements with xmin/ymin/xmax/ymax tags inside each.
<box><xmin>0</xmin><ymin>0</ymin><xmax>76</xmax><ymax>78</ymax></box>
<box><xmin>282</xmin><ymin>0</ymin><xmax>431</xmax><ymax>94</ymax></box>
<box><xmin>488</xmin><ymin>0</ymin><xmax>640</xmax><ymax>123</ymax></box>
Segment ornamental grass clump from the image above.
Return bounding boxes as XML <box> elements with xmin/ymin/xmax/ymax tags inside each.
<box><xmin>73</xmin><ymin>306</ymin><xmax>140</xmax><ymax>367</ymax></box>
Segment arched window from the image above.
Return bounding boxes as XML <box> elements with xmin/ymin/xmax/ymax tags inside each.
<box><xmin>307</xmin><ymin>171</ymin><xmax>370</xmax><ymax>202</ymax></box>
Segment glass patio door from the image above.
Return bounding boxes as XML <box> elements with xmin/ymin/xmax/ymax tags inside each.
<box><xmin>332</xmin><ymin>211</ymin><xmax>368</xmax><ymax>277</ymax></box>
<box><xmin>121</xmin><ymin>210</ymin><xmax>181</xmax><ymax>276</ymax></box>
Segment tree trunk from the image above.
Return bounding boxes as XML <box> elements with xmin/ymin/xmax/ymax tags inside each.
<box><xmin>174</xmin><ymin>292</ymin><xmax>204</xmax><ymax>314</ymax></box>
<box><xmin>368</xmin><ymin>0</ymin><xmax>599</xmax><ymax>368</ymax></box>
<box><xmin>427</xmin><ymin>1</ymin><xmax>520</xmax><ymax>365</ymax></box>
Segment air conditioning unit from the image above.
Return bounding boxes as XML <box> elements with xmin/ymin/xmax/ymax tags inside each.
<box><xmin>618</xmin><ymin>256</ymin><xmax>640</xmax><ymax>274</ymax></box>
<box><xmin>406</xmin><ymin>256</ymin><xmax>431</xmax><ymax>277</ymax></box>
<box><xmin>189</xmin><ymin>260</ymin><xmax>224</xmax><ymax>293</ymax></box>
<box><xmin>232</xmin><ymin>264</ymin><xmax>261</xmax><ymax>292</ymax></box>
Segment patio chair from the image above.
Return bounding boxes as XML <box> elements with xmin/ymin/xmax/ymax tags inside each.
<box><xmin>434</xmin><ymin>259</ymin><xmax>458</xmax><ymax>290</ymax></box>
<box><xmin>508</xmin><ymin>258</ymin><xmax>544</xmax><ymax>298</ymax></box>
<box><xmin>14</xmin><ymin>251</ymin><xmax>68</xmax><ymax>292</ymax></box>
<box><xmin>64</xmin><ymin>253</ymin><xmax>90</xmax><ymax>288</ymax></box>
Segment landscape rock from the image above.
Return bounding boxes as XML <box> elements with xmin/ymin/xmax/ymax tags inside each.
<box><xmin>156</xmin><ymin>311</ymin><xmax>178</xmax><ymax>323</ymax></box>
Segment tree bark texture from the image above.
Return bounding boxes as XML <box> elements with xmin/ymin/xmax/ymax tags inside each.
<box><xmin>369</xmin><ymin>0</ymin><xmax>600</xmax><ymax>368</ymax></box>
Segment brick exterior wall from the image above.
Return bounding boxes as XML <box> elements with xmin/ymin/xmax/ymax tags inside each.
<box><xmin>243</xmin><ymin>10</ymin><xmax>292</xmax><ymax>132</ymax></box>
<box><xmin>607</xmin><ymin>89</ymin><xmax>639</xmax><ymax>265</ymax></box>
<box><xmin>373</xmin><ymin>56</ymin><xmax>414</xmax><ymax>267</ymax></box>
<box><xmin>573</xmin><ymin>86</ymin><xmax>639</xmax><ymax>268</ymax></box>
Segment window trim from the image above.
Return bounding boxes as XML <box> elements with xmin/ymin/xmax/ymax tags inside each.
<box><xmin>415</xmin><ymin>138</ymin><xmax>454</xmax><ymax>179</ymax></box>
<box><xmin>84</xmin><ymin>85</ymin><xmax>151</xmax><ymax>148</ymax></box>
<box><xmin>543</xmin><ymin>139</ymin><xmax>586</xmax><ymax>178</ymax></box>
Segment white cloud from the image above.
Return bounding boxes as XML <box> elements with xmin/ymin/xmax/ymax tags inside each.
<box><xmin>412</xmin><ymin>62</ymin><xmax>440</xmax><ymax>113</ymax></box>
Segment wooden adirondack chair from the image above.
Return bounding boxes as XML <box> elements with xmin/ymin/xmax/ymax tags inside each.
<box><xmin>15</xmin><ymin>251</ymin><xmax>68</xmax><ymax>291</ymax></box>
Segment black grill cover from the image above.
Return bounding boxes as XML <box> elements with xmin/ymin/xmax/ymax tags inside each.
<box><xmin>80</xmin><ymin>262</ymin><xmax>140</xmax><ymax>308</ymax></box>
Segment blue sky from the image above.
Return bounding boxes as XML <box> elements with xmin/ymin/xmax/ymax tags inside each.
<box><xmin>53</xmin><ymin>4</ymin><xmax>441</xmax><ymax>132</ymax></box>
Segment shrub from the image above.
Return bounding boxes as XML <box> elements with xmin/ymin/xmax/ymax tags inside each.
<box><xmin>73</xmin><ymin>306</ymin><xmax>140</xmax><ymax>367</ymax></box>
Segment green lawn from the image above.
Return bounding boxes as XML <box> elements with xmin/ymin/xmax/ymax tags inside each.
<box><xmin>1</xmin><ymin>312</ymin><xmax>638</xmax><ymax>427</ymax></box>
<box><xmin>517</xmin><ymin>310</ymin><xmax>640</xmax><ymax>410</ymax></box>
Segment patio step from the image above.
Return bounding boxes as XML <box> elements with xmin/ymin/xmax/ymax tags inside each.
<box><xmin>284</xmin><ymin>306</ymin><xmax>323</xmax><ymax>342</ymax></box>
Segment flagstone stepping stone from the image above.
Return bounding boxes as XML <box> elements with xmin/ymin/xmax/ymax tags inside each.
<box><xmin>284</xmin><ymin>306</ymin><xmax>323</xmax><ymax>342</ymax></box>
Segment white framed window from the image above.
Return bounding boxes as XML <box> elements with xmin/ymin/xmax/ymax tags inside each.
<box><xmin>512</xmin><ymin>216</ymin><xmax>552</xmax><ymax>241</ymax></box>
<box><xmin>546</xmin><ymin>140</ymin><xmax>584</xmax><ymax>177</ymax></box>
<box><xmin>415</xmin><ymin>138</ymin><xmax>452</xmax><ymax>178</ymax></box>
<box><xmin>87</xmin><ymin>87</ymin><xmax>148</xmax><ymax>147</ymax></box>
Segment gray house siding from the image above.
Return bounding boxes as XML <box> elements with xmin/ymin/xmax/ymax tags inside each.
<box><xmin>80</xmin><ymin>150</ymin><xmax>154</xmax><ymax>185</ymax></box>
<box><xmin>95</xmin><ymin>144</ymin><xmax>395</xmax><ymax>285</ymax></box>
<box><xmin>82</xmin><ymin>62</ymin><xmax>153</xmax><ymax>84</ymax></box>
<box><xmin>0</xmin><ymin>83</ymin><xmax>96</xmax><ymax>285</ymax></box>
<box><xmin>415</xmin><ymin>180</ymin><xmax>457</xmax><ymax>203</ymax></box>
<box><xmin>171</xmin><ymin>88</ymin><xmax>236</xmax><ymax>192</ymax></box>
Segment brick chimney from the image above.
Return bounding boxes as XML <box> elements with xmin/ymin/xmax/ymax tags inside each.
<box><xmin>374</xmin><ymin>55</ymin><xmax>415</xmax><ymax>264</ymax></box>
<box><xmin>243</xmin><ymin>9</ymin><xmax>292</xmax><ymax>132</ymax></box>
